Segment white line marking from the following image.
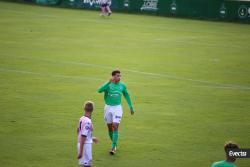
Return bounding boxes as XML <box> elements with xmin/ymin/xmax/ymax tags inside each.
<box><xmin>1</xmin><ymin>55</ymin><xmax>250</xmax><ymax>91</ymax></box>
<box><xmin>0</xmin><ymin>68</ymin><xmax>103</xmax><ymax>81</ymax></box>
<box><xmin>194</xmin><ymin>85</ymin><xmax>250</xmax><ymax>90</ymax></box>
<box><xmin>0</xmin><ymin>68</ymin><xmax>154</xmax><ymax>86</ymax></box>
<box><xmin>123</xmin><ymin>69</ymin><xmax>250</xmax><ymax>90</ymax></box>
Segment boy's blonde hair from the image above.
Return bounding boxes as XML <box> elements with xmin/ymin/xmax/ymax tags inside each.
<box><xmin>84</xmin><ymin>101</ymin><xmax>94</xmax><ymax>112</ymax></box>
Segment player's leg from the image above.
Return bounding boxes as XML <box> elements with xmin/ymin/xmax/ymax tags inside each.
<box><xmin>107</xmin><ymin>123</ymin><xmax>113</xmax><ymax>141</ymax></box>
<box><xmin>78</xmin><ymin>143</ymin><xmax>89</xmax><ymax>167</ymax></box>
<box><xmin>110</xmin><ymin>105</ymin><xmax>122</xmax><ymax>155</ymax></box>
<box><xmin>106</xmin><ymin>6</ymin><xmax>112</xmax><ymax>16</ymax></box>
<box><xmin>83</xmin><ymin>144</ymin><xmax>92</xmax><ymax>167</ymax></box>
<box><xmin>104</xmin><ymin>105</ymin><xmax>113</xmax><ymax>142</ymax></box>
<box><xmin>103</xmin><ymin>5</ymin><xmax>108</xmax><ymax>16</ymax></box>
<box><xmin>109</xmin><ymin>122</ymin><xmax>119</xmax><ymax>155</ymax></box>
<box><xmin>112</xmin><ymin>122</ymin><xmax>119</xmax><ymax>148</ymax></box>
<box><xmin>100</xmin><ymin>5</ymin><xmax>106</xmax><ymax>16</ymax></box>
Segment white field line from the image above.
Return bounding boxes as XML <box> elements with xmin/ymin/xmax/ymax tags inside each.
<box><xmin>123</xmin><ymin>69</ymin><xmax>250</xmax><ymax>90</ymax></box>
<box><xmin>0</xmin><ymin>67</ymin><xmax>147</xmax><ymax>85</ymax></box>
<box><xmin>1</xmin><ymin>55</ymin><xmax>250</xmax><ymax>91</ymax></box>
<box><xmin>194</xmin><ymin>85</ymin><xmax>250</xmax><ymax>90</ymax></box>
<box><xmin>0</xmin><ymin>68</ymin><xmax>103</xmax><ymax>81</ymax></box>
<box><xmin>1</xmin><ymin>67</ymin><xmax>250</xmax><ymax>91</ymax></box>
<box><xmin>0</xmin><ymin>67</ymin><xmax>158</xmax><ymax>86</ymax></box>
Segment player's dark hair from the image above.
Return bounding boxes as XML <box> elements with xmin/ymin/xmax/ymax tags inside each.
<box><xmin>111</xmin><ymin>70</ymin><xmax>121</xmax><ymax>76</ymax></box>
<box><xmin>224</xmin><ymin>141</ymin><xmax>239</xmax><ymax>162</ymax></box>
<box><xmin>224</xmin><ymin>141</ymin><xmax>239</xmax><ymax>152</ymax></box>
<box><xmin>84</xmin><ymin>101</ymin><xmax>94</xmax><ymax>112</ymax></box>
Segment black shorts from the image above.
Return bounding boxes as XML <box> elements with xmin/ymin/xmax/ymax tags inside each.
<box><xmin>101</xmin><ymin>3</ymin><xmax>108</xmax><ymax>7</ymax></box>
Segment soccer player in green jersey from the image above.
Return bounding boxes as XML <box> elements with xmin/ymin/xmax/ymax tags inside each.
<box><xmin>98</xmin><ymin>69</ymin><xmax>134</xmax><ymax>155</ymax></box>
<box><xmin>211</xmin><ymin>141</ymin><xmax>239</xmax><ymax>167</ymax></box>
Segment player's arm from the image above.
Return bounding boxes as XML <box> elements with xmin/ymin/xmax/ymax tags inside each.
<box><xmin>78</xmin><ymin>135</ymin><xmax>86</xmax><ymax>159</ymax></box>
<box><xmin>98</xmin><ymin>81</ymin><xmax>111</xmax><ymax>93</ymax></box>
<box><xmin>122</xmin><ymin>85</ymin><xmax>134</xmax><ymax>114</ymax></box>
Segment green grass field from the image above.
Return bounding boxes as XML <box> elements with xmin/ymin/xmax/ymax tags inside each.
<box><xmin>0</xmin><ymin>1</ymin><xmax>250</xmax><ymax>167</ymax></box>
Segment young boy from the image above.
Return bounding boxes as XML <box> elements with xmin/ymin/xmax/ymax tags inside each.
<box><xmin>77</xmin><ymin>101</ymin><xmax>98</xmax><ymax>167</ymax></box>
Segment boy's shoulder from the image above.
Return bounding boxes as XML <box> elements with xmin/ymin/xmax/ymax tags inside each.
<box><xmin>80</xmin><ymin>116</ymin><xmax>92</xmax><ymax>123</ymax></box>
